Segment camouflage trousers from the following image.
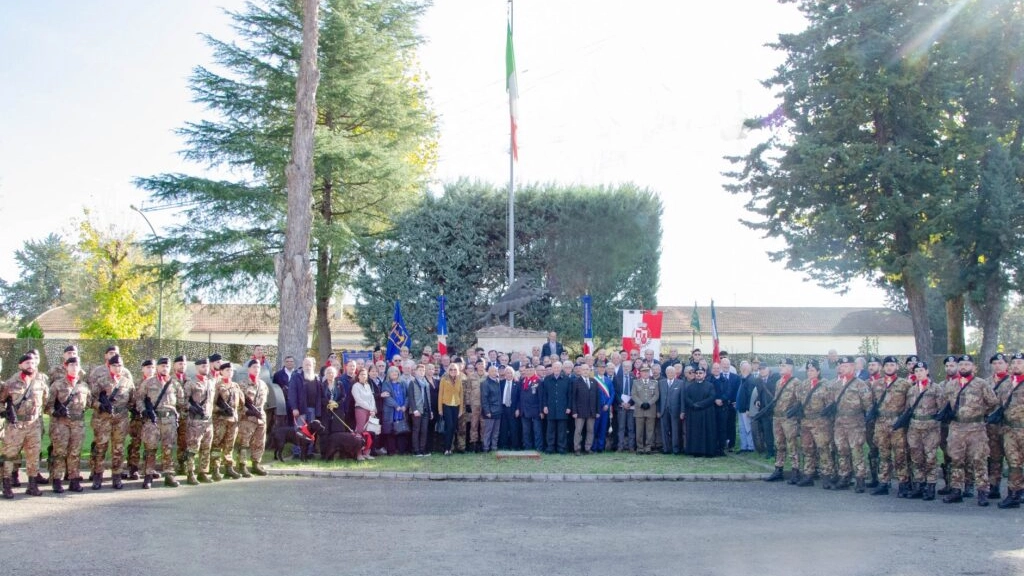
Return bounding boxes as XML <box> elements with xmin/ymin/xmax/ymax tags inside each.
<box><xmin>184</xmin><ymin>418</ymin><xmax>214</xmax><ymax>474</ymax></box>
<box><xmin>773</xmin><ymin>418</ymin><xmax>800</xmax><ymax>471</ymax></box>
<box><xmin>237</xmin><ymin>417</ymin><xmax>266</xmax><ymax>464</ymax></box>
<box><xmin>2</xmin><ymin>420</ymin><xmax>41</xmax><ymax>476</ymax></box>
<box><xmin>177</xmin><ymin>417</ymin><xmax>188</xmax><ymax>466</ymax></box>
<box><xmin>947</xmin><ymin>423</ymin><xmax>989</xmax><ymax>491</ymax></box>
<box><xmin>986</xmin><ymin>423</ymin><xmax>1004</xmax><ymax>491</ymax></box>
<box><xmin>457</xmin><ymin>410</ymin><xmax>481</xmax><ymax>451</ymax></box>
<box><xmin>800</xmin><ymin>417</ymin><xmax>834</xmax><ymax>477</ymax></box>
<box><xmin>211</xmin><ymin>418</ymin><xmax>239</xmax><ymax>465</ymax></box>
<box><xmin>907</xmin><ymin>423</ymin><xmax>941</xmax><ymax>484</ymax></box>
<box><xmin>873</xmin><ymin>419</ymin><xmax>908</xmax><ymax>483</ymax></box>
<box><xmin>92</xmin><ymin>413</ymin><xmax>129</xmax><ymax>475</ymax></box>
<box><xmin>50</xmin><ymin>417</ymin><xmax>85</xmax><ymax>480</ymax></box>
<box><xmin>126</xmin><ymin>417</ymin><xmax>143</xmax><ymax>471</ymax></box>
<box><xmin>834</xmin><ymin>419</ymin><xmax>867</xmax><ymax>479</ymax></box>
<box><xmin>141</xmin><ymin>417</ymin><xmax>178</xmax><ymax>476</ymax></box>
<box><xmin>1004</xmin><ymin>427</ymin><xmax>1024</xmax><ymax>491</ymax></box>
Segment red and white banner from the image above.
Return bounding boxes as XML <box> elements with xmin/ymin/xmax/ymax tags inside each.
<box><xmin>621</xmin><ymin>310</ymin><xmax>663</xmax><ymax>358</ymax></box>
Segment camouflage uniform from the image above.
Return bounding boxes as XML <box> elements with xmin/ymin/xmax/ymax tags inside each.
<box><xmin>182</xmin><ymin>375</ymin><xmax>215</xmax><ymax>483</ymax></box>
<box><xmin>987</xmin><ymin>373</ymin><xmax>1012</xmax><ymax>497</ymax></box>
<box><xmin>906</xmin><ymin>378</ymin><xmax>945</xmax><ymax>499</ymax></box>
<box><xmin>869</xmin><ymin>375</ymin><xmax>911</xmax><ymax>486</ymax></box>
<box><xmin>137</xmin><ymin>374</ymin><xmax>184</xmax><ymax>486</ymax></box>
<box><xmin>798</xmin><ymin>378</ymin><xmax>834</xmax><ymax>483</ymax></box>
<box><xmin>771</xmin><ymin>376</ymin><xmax>802</xmax><ymax>476</ymax></box>
<box><xmin>944</xmin><ymin>376</ymin><xmax>999</xmax><ymax>501</ymax></box>
<box><xmin>47</xmin><ymin>374</ymin><xmax>90</xmax><ymax>489</ymax></box>
<box><xmin>457</xmin><ymin>375</ymin><xmax>482</xmax><ymax>452</ymax></box>
<box><xmin>831</xmin><ymin>376</ymin><xmax>874</xmax><ymax>489</ymax></box>
<box><xmin>997</xmin><ymin>377</ymin><xmax>1024</xmax><ymax>507</ymax></box>
<box><xmin>211</xmin><ymin>377</ymin><xmax>242</xmax><ymax>480</ymax></box>
<box><xmin>173</xmin><ymin>372</ymin><xmax>190</xmax><ymax>474</ymax></box>
<box><xmin>90</xmin><ymin>370</ymin><xmax>136</xmax><ymax>487</ymax></box>
<box><xmin>236</xmin><ymin>375</ymin><xmax>269</xmax><ymax>476</ymax></box>
<box><xmin>0</xmin><ymin>371</ymin><xmax>48</xmax><ymax>496</ymax></box>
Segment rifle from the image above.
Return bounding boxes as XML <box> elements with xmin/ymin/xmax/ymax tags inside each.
<box><xmin>52</xmin><ymin>394</ymin><xmax>69</xmax><ymax>419</ymax></box>
<box><xmin>243</xmin><ymin>396</ymin><xmax>261</xmax><ymax>418</ymax></box>
<box><xmin>751</xmin><ymin>378</ymin><xmax>791</xmax><ymax>421</ymax></box>
<box><xmin>188</xmin><ymin>396</ymin><xmax>206</xmax><ymax>418</ymax></box>
<box><xmin>4</xmin><ymin>398</ymin><xmax>16</xmax><ymax>423</ymax></box>
<box><xmin>865</xmin><ymin>380</ymin><xmax>890</xmax><ymax>424</ymax></box>
<box><xmin>892</xmin><ymin>387</ymin><xmax>929</xmax><ymax>431</ymax></box>
<box><xmin>822</xmin><ymin>378</ymin><xmax>857</xmax><ymax>420</ymax></box>
<box><xmin>934</xmin><ymin>379</ymin><xmax>971</xmax><ymax>424</ymax></box>
<box><xmin>97</xmin><ymin>390</ymin><xmax>113</xmax><ymax>414</ymax></box>
<box><xmin>986</xmin><ymin>382</ymin><xmax>1020</xmax><ymax>426</ymax></box>
<box><xmin>143</xmin><ymin>396</ymin><xmax>157</xmax><ymax>424</ymax></box>
<box><xmin>215</xmin><ymin>394</ymin><xmax>236</xmax><ymax>418</ymax></box>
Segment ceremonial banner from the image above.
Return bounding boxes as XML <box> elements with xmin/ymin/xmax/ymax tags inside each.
<box><xmin>621</xmin><ymin>310</ymin><xmax>663</xmax><ymax>357</ymax></box>
<box><xmin>386</xmin><ymin>301</ymin><xmax>410</xmax><ymax>361</ymax></box>
<box><xmin>436</xmin><ymin>294</ymin><xmax>448</xmax><ymax>355</ymax></box>
<box><xmin>582</xmin><ymin>294</ymin><xmax>594</xmax><ymax>355</ymax></box>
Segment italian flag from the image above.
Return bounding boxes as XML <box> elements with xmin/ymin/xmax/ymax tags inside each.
<box><xmin>506</xmin><ymin>20</ymin><xmax>519</xmax><ymax>161</ymax></box>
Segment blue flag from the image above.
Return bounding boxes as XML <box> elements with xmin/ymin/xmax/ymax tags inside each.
<box><xmin>436</xmin><ymin>294</ymin><xmax>448</xmax><ymax>355</ymax></box>
<box><xmin>386</xmin><ymin>300</ymin><xmax>410</xmax><ymax>362</ymax></box>
<box><xmin>581</xmin><ymin>294</ymin><xmax>594</xmax><ymax>355</ymax></box>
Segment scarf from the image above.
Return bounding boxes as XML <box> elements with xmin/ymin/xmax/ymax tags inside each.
<box><xmin>521</xmin><ymin>374</ymin><xmax>538</xmax><ymax>391</ymax></box>
<box><xmin>249</xmin><ymin>373</ymin><xmax>257</xmax><ymax>384</ymax></box>
<box><xmin>391</xmin><ymin>380</ymin><xmax>406</xmax><ymax>421</ymax></box>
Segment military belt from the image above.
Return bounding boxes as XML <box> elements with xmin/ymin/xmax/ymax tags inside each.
<box><xmin>1005</xmin><ymin>421</ymin><xmax>1024</xmax><ymax>429</ymax></box>
<box><xmin>188</xmin><ymin>415</ymin><xmax>210</xmax><ymax>421</ymax></box>
<box><xmin>802</xmin><ymin>414</ymin><xmax>826</xmax><ymax>420</ymax></box>
<box><xmin>155</xmin><ymin>409</ymin><xmax>176</xmax><ymax>419</ymax></box>
<box><xmin>912</xmin><ymin>414</ymin><xmax>938</xmax><ymax>421</ymax></box>
<box><xmin>112</xmin><ymin>406</ymin><xmax>130</xmax><ymax>416</ymax></box>
<box><xmin>8</xmin><ymin>420</ymin><xmax>38</xmax><ymax>430</ymax></box>
<box><xmin>836</xmin><ymin>409</ymin><xmax>863</xmax><ymax>417</ymax></box>
<box><xmin>954</xmin><ymin>415</ymin><xmax>984</xmax><ymax>424</ymax></box>
<box><xmin>879</xmin><ymin>410</ymin><xmax>902</xmax><ymax>418</ymax></box>
<box><xmin>57</xmin><ymin>414</ymin><xmax>86</xmax><ymax>422</ymax></box>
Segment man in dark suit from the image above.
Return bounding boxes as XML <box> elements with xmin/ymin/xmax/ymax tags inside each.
<box><xmin>659</xmin><ymin>365</ymin><xmax>684</xmax><ymax>454</ymax></box>
<box><xmin>498</xmin><ymin>366</ymin><xmax>520</xmax><ymax>450</ymax></box>
<box><xmin>540</xmin><ymin>332</ymin><xmax>565</xmax><ymax>361</ymax></box>
<box><xmin>272</xmin><ymin>355</ymin><xmax>297</xmax><ymax>428</ymax></box>
<box><xmin>613</xmin><ymin>359</ymin><xmax>636</xmax><ymax>452</ymax></box>
<box><xmin>541</xmin><ymin>360</ymin><xmax>572</xmax><ymax>454</ymax></box>
<box><xmin>571</xmin><ymin>364</ymin><xmax>600</xmax><ymax>454</ymax></box>
<box><xmin>718</xmin><ymin>358</ymin><xmax>741</xmax><ymax>452</ymax></box>
<box><xmin>752</xmin><ymin>363</ymin><xmax>779</xmax><ymax>456</ymax></box>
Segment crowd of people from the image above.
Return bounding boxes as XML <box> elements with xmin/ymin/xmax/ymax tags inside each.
<box><xmin>2</xmin><ymin>333</ymin><xmax>1022</xmax><ymax>512</ymax></box>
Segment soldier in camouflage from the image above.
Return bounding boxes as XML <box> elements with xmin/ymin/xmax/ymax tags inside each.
<box><xmin>763</xmin><ymin>358</ymin><xmax>801</xmax><ymax>483</ymax></box>
<box><xmin>830</xmin><ymin>356</ymin><xmax>874</xmax><ymax>492</ymax></box>
<box><xmin>997</xmin><ymin>351</ymin><xmax>1024</xmax><ymax>509</ymax></box>
<box><xmin>937</xmin><ymin>355</ymin><xmax>959</xmax><ymax>496</ymax></box>
<box><xmin>172</xmin><ymin>356</ymin><xmax>191</xmax><ymax>476</ymax></box>
<box><xmin>90</xmin><ymin>353</ymin><xmax>135</xmax><ymax>490</ymax></box>
<box><xmin>1</xmin><ymin>354</ymin><xmax>49</xmax><ymax>498</ymax></box>
<box><xmin>137</xmin><ymin>357</ymin><xmax>184</xmax><ymax>489</ymax></box>
<box><xmin>182</xmin><ymin>357</ymin><xmax>215</xmax><ymax>485</ymax></box>
<box><xmin>905</xmin><ymin>362</ymin><xmax>945</xmax><ymax>501</ymax></box>
<box><xmin>986</xmin><ymin>353</ymin><xmax>1011</xmax><ymax>501</ymax></box>
<box><xmin>237</xmin><ymin>359</ymin><xmax>269</xmax><ymax>477</ymax></box>
<box><xmin>126</xmin><ymin>359</ymin><xmax>155</xmax><ymax>480</ymax></box>
<box><xmin>46</xmin><ymin>356</ymin><xmax>90</xmax><ymax>493</ymax></box>
<box><xmin>869</xmin><ymin>356</ymin><xmax>911</xmax><ymax>496</ymax></box>
<box><xmin>211</xmin><ymin>361</ymin><xmax>242</xmax><ymax>480</ymax></box>
<box><xmin>796</xmin><ymin>360</ymin><xmax>835</xmax><ymax>488</ymax></box>
<box><xmin>457</xmin><ymin>362</ymin><xmax>482</xmax><ymax>453</ymax></box>
<box><xmin>942</xmin><ymin>354</ymin><xmax>1000</xmax><ymax>506</ymax></box>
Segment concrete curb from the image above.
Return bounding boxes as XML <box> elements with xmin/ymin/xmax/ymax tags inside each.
<box><xmin>266</xmin><ymin>468</ymin><xmax>769</xmax><ymax>482</ymax></box>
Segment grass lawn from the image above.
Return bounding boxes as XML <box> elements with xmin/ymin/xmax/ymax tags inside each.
<box><xmin>267</xmin><ymin>450</ymin><xmax>774</xmax><ymax>475</ymax></box>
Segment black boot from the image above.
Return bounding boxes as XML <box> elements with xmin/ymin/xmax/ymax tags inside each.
<box><xmin>822</xmin><ymin>475</ymin><xmax>838</xmax><ymax>490</ymax></box>
<box><xmin>963</xmin><ymin>483</ymin><xmax>975</xmax><ymax>498</ymax></box>
<box><xmin>26</xmin><ymin>477</ymin><xmax>42</xmax><ymax>496</ymax></box>
<box><xmin>127</xmin><ymin>465</ymin><xmax>140</xmax><ymax>481</ymax></box>
<box><xmin>922</xmin><ymin>483</ymin><xmax>936</xmax><ymax>501</ymax></box>
<box><xmin>10</xmin><ymin>469</ymin><xmax>21</xmax><ymax>488</ymax></box>
<box><xmin>787</xmin><ymin>470</ymin><xmax>801</xmax><ymax>485</ymax></box>
<box><xmin>988</xmin><ymin>485</ymin><xmax>1001</xmax><ymax>500</ymax></box>
<box><xmin>91</xmin><ymin>474</ymin><xmax>102</xmax><ymax>490</ymax></box>
<box><xmin>998</xmin><ymin>490</ymin><xmax>1021</xmax><ymax>509</ymax></box>
<box><xmin>865</xmin><ymin>471</ymin><xmax>879</xmax><ymax>489</ymax></box>
<box><xmin>1</xmin><ymin>477</ymin><xmax>12</xmax><ymax>499</ymax></box>
<box><xmin>34</xmin><ymin>472</ymin><xmax>47</xmax><ymax>484</ymax></box>
<box><xmin>796</xmin><ymin>474</ymin><xmax>814</xmax><ymax>487</ymax></box>
<box><xmin>69</xmin><ymin>478</ymin><xmax>83</xmax><ymax>493</ymax></box>
<box><xmin>163</xmin><ymin>473</ymin><xmax>179</xmax><ymax>488</ymax></box>
<box><xmin>833</xmin><ymin>475</ymin><xmax>852</xmax><ymax>490</ymax></box>
<box><xmin>896</xmin><ymin>482</ymin><xmax>909</xmax><ymax>498</ymax></box>
<box><xmin>51</xmin><ymin>479</ymin><xmax>64</xmax><ymax>494</ymax></box>
<box><xmin>112</xmin><ymin>475</ymin><xmax>123</xmax><ymax>490</ymax></box>
<box><xmin>943</xmin><ymin>488</ymin><xmax>963</xmax><ymax>503</ymax></box>
<box><xmin>871</xmin><ymin>482</ymin><xmax>890</xmax><ymax>496</ymax></box>
<box><xmin>854</xmin><ymin>477</ymin><xmax>866</xmax><ymax>493</ymax></box>
<box><xmin>142</xmin><ymin>474</ymin><xmax>152</xmax><ymax>489</ymax></box>
<box><xmin>909</xmin><ymin>482</ymin><xmax>924</xmax><ymax>499</ymax></box>
<box><xmin>978</xmin><ymin>490</ymin><xmax>990</xmax><ymax>507</ymax></box>
<box><xmin>764</xmin><ymin>467</ymin><xmax>784</xmax><ymax>482</ymax></box>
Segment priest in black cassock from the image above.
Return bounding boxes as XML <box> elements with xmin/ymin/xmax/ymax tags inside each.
<box><xmin>683</xmin><ymin>367</ymin><xmax>720</xmax><ymax>457</ymax></box>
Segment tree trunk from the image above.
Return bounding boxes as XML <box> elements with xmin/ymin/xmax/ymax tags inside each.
<box><xmin>969</xmin><ymin>278</ymin><xmax>1005</xmax><ymax>379</ymax></box>
<box><xmin>903</xmin><ymin>266</ymin><xmax>933</xmax><ymax>360</ymax></box>
<box><xmin>315</xmin><ymin>239</ymin><xmax>333</xmax><ymax>363</ymax></box>
<box><xmin>275</xmin><ymin>0</ymin><xmax>320</xmax><ymax>363</ymax></box>
<box><xmin>945</xmin><ymin>294</ymin><xmax>966</xmax><ymax>355</ymax></box>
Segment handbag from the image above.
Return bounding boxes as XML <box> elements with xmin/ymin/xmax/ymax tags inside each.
<box><xmin>365</xmin><ymin>416</ymin><xmax>382</xmax><ymax>435</ymax></box>
<box><xmin>434</xmin><ymin>415</ymin><xmax>445</xmax><ymax>434</ymax></box>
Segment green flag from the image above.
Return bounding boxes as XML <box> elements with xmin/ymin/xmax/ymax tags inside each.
<box><xmin>690</xmin><ymin>301</ymin><xmax>701</xmax><ymax>332</ymax></box>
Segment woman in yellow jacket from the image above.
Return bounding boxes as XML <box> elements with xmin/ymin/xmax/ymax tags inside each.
<box><xmin>438</xmin><ymin>363</ymin><xmax>464</xmax><ymax>455</ymax></box>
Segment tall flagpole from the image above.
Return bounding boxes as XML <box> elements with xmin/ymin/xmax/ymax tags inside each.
<box><xmin>507</xmin><ymin>0</ymin><xmax>516</xmax><ymax>328</ymax></box>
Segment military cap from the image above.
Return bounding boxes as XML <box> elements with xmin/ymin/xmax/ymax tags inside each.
<box><xmin>17</xmin><ymin>354</ymin><xmax>32</xmax><ymax>365</ymax></box>
<box><xmin>219</xmin><ymin>362</ymin><xmax>233</xmax><ymax>371</ymax></box>
<box><xmin>640</xmin><ymin>365</ymin><xmax>651</xmax><ymax>373</ymax></box>
<box><xmin>990</xmin><ymin>353</ymin><xmax>1007</xmax><ymax>363</ymax></box>
<box><xmin>913</xmin><ymin>361</ymin><xmax>929</xmax><ymax>371</ymax></box>
<box><xmin>156</xmin><ymin>357</ymin><xmax>170</xmax><ymax>366</ymax></box>
<box><xmin>108</xmin><ymin>354</ymin><xmax>121</xmax><ymax>365</ymax></box>
<box><xmin>209</xmin><ymin>353</ymin><xmax>223</xmax><ymax>364</ymax></box>
<box><xmin>944</xmin><ymin>355</ymin><xmax>958</xmax><ymax>364</ymax></box>
<box><xmin>106</xmin><ymin>345</ymin><xmax>119</xmax><ymax>353</ymax></box>
<box><xmin>806</xmin><ymin>359</ymin><xmax>820</xmax><ymax>371</ymax></box>
<box><xmin>195</xmin><ymin>357</ymin><xmax>208</xmax><ymax>366</ymax></box>
<box><xmin>882</xmin><ymin>356</ymin><xmax>899</xmax><ymax>365</ymax></box>
<box><xmin>247</xmin><ymin>359</ymin><xmax>259</xmax><ymax>368</ymax></box>
<box><xmin>867</xmin><ymin>355</ymin><xmax>881</xmax><ymax>364</ymax></box>
<box><xmin>958</xmin><ymin>354</ymin><xmax>974</xmax><ymax>363</ymax></box>
<box><xmin>173</xmin><ymin>355</ymin><xmax>187</xmax><ymax>364</ymax></box>
<box><xmin>838</xmin><ymin>355</ymin><xmax>854</xmax><ymax>364</ymax></box>
<box><xmin>141</xmin><ymin>359</ymin><xmax>154</xmax><ymax>368</ymax></box>
<box><xmin>1011</xmin><ymin>352</ymin><xmax>1024</xmax><ymax>361</ymax></box>
<box><xmin>64</xmin><ymin>356</ymin><xmax>78</xmax><ymax>365</ymax></box>
<box><xmin>905</xmin><ymin>355</ymin><xmax>920</xmax><ymax>364</ymax></box>
<box><xmin>779</xmin><ymin>358</ymin><xmax>795</xmax><ymax>366</ymax></box>
<box><xmin>63</xmin><ymin>345</ymin><xmax>77</xmax><ymax>353</ymax></box>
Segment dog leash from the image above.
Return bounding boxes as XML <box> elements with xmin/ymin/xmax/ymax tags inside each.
<box><xmin>330</xmin><ymin>410</ymin><xmax>356</xmax><ymax>433</ymax></box>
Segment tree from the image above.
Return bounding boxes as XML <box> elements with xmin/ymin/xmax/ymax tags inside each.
<box><xmin>726</xmin><ymin>0</ymin><xmax>969</xmax><ymax>356</ymax></box>
<box><xmin>352</xmin><ymin>180</ymin><xmax>662</xmax><ymax>354</ymax></box>
<box><xmin>134</xmin><ymin>0</ymin><xmax>435</xmax><ymax>362</ymax></box>
<box><xmin>16</xmin><ymin>321</ymin><xmax>43</xmax><ymax>339</ymax></box>
<box><xmin>0</xmin><ymin>234</ymin><xmax>78</xmax><ymax>324</ymax></box>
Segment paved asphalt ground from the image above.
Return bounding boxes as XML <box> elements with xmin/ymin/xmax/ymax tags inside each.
<box><xmin>0</xmin><ymin>477</ymin><xmax>1021</xmax><ymax>576</ymax></box>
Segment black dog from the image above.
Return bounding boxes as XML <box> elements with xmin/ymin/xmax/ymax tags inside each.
<box><xmin>320</xmin><ymin>431</ymin><xmax>366</xmax><ymax>461</ymax></box>
<box><xmin>270</xmin><ymin>420</ymin><xmax>325</xmax><ymax>462</ymax></box>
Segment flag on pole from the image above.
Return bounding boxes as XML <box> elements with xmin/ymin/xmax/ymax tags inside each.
<box><xmin>581</xmin><ymin>294</ymin><xmax>594</xmax><ymax>355</ymax></box>
<box><xmin>711</xmin><ymin>300</ymin><xmax>720</xmax><ymax>363</ymax></box>
<box><xmin>386</xmin><ymin>301</ymin><xmax>410</xmax><ymax>362</ymax></box>
<box><xmin>506</xmin><ymin>19</ymin><xmax>519</xmax><ymax>161</ymax></box>
<box><xmin>621</xmin><ymin>310</ymin><xmax>663</xmax><ymax>357</ymax></box>
<box><xmin>689</xmin><ymin>301</ymin><xmax>701</xmax><ymax>332</ymax></box>
<box><xmin>436</xmin><ymin>294</ymin><xmax>448</xmax><ymax>356</ymax></box>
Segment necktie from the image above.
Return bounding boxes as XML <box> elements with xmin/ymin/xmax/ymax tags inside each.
<box><xmin>503</xmin><ymin>380</ymin><xmax>512</xmax><ymax>407</ymax></box>
<box><xmin>624</xmin><ymin>375</ymin><xmax>631</xmax><ymax>396</ymax></box>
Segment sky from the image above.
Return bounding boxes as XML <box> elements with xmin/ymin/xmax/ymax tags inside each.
<box><xmin>0</xmin><ymin>0</ymin><xmax>889</xmax><ymax>309</ymax></box>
